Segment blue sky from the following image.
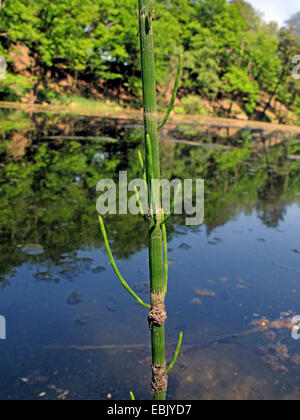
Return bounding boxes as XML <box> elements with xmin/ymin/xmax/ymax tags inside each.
<box><xmin>247</xmin><ymin>0</ymin><xmax>299</xmax><ymax>26</ymax></box>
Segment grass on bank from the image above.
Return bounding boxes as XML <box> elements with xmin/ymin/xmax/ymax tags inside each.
<box><xmin>52</xmin><ymin>95</ymin><xmax>125</xmax><ymax>112</ymax></box>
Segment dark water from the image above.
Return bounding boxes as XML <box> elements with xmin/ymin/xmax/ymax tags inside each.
<box><xmin>0</xmin><ymin>109</ymin><xmax>300</xmax><ymax>400</ymax></box>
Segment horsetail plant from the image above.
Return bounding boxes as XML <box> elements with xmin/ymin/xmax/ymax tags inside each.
<box><xmin>98</xmin><ymin>0</ymin><xmax>183</xmax><ymax>400</ymax></box>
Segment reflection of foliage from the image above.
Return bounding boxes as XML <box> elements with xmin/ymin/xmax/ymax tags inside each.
<box><xmin>256</xmin><ymin>144</ymin><xmax>292</xmax><ymax>227</ymax></box>
<box><xmin>0</xmin><ymin>111</ymin><xmax>31</xmax><ymax>134</ymax></box>
<box><xmin>0</xmin><ymin>111</ymin><xmax>300</xmax><ymax>284</ymax></box>
<box><xmin>160</xmin><ymin>138</ymin><xmax>300</xmax><ymax>232</ymax></box>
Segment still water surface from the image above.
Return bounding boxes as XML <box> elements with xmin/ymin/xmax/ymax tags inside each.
<box><xmin>0</xmin><ymin>110</ymin><xmax>300</xmax><ymax>400</ymax></box>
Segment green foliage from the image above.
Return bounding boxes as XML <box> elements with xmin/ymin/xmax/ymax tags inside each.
<box><xmin>0</xmin><ymin>111</ymin><xmax>31</xmax><ymax>133</ymax></box>
<box><xmin>0</xmin><ymin>72</ymin><xmax>33</xmax><ymax>101</ymax></box>
<box><xmin>222</xmin><ymin>66</ymin><xmax>259</xmax><ymax>115</ymax></box>
<box><xmin>180</xmin><ymin>95</ymin><xmax>206</xmax><ymax>115</ymax></box>
<box><xmin>0</xmin><ymin>0</ymin><xmax>299</xmax><ymax>118</ymax></box>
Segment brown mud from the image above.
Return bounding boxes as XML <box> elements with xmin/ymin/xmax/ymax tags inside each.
<box><xmin>1</xmin><ymin>101</ymin><xmax>300</xmax><ymax>136</ymax></box>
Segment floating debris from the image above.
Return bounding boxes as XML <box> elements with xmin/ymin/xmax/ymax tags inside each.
<box><xmin>274</xmin><ymin>343</ymin><xmax>289</xmax><ymax>362</ymax></box>
<box><xmin>251</xmin><ymin>316</ymin><xmax>294</xmax><ymax>331</ymax></box>
<box><xmin>38</xmin><ymin>392</ymin><xmax>47</xmax><ymax>398</ymax></box>
<box><xmin>195</xmin><ymin>289</ymin><xmax>216</xmax><ymax>297</ymax></box>
<box><xmin>190</xmin><ymin>298</ymin><xmax>202</xmax><ymax>305</ymax></box>
<box><xmin>261</xmin><ymin>355</ymin><xmax>288</xmax><ymax>373</ymax></box>
<box><xmin>48</xmin><ymin>384</ymin><xmax>69</xmax><ymax>399</ymax></box>
<box><xmin>66</xmin><ymin>291</ymin><xmax>82</xmax><ymax>305</ymax></box>
<box><xmin>257</xmin><ymin>342</ymin><xmax>289</xmax><ymax>373</ymax></box>
<box><xmin>20</xmin><ymin>371</ymin><xmax>48</xmax><ymax>385</ymax></box>
<box><xmin>57</xmin><ymin>390</ymin><xmax>69</xmax><ymax>400</ymax></box>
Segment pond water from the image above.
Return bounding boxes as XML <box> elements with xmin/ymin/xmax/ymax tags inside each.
<box><xmin>0</xmin><ymin>109</ymin><xmax>300</xmax><ymax>400</ymax></box>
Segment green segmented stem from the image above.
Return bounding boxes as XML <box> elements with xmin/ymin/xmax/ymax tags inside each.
<box><xmin>97</xmin><ymin>0</ymin><xmax>183</xmax><ymax>400</ymax></box>
<box><xmin>138</xmin><ymin>0</ymin><xmax>166</xmax><ymax>400</ymax></box>
<box><xmin>98</xmin><ymin>216</ymin><xmax>150</xmax><ymax>309</ymax></box>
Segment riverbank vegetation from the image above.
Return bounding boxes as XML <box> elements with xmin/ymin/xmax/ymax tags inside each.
<box><xmin>0</xmin><ymin>0</ymin><xmax>299</xmax><ymax>123</ymax></box>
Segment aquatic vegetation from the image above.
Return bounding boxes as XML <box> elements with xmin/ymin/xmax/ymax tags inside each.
<box><xmin>190</xmin><ymin>298</ymin><xmax>202</xmax><ymax>306</ymax></box>
<box><xmin>194</xmin><ymin>289</ymin><xmax>216</xmax><ymax>298</ymax></box>
<box><xmin>20</xmin><ymin>371</ymin><xmax>48</xmax><ymax>386</ymax></box>
<box><xmin>97</xmin><ymin>0</ymin><xmax>183</xmax><ymax>400</ymax></box>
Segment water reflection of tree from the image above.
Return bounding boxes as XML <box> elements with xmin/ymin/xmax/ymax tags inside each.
<box><xmin>256</xmin><ymin>143</ymin><xmax>291</xmax><ymax>228</ymax></box>
<box><xmin>0</xmin><ymin>114</ymin><xmax>300</xmax><ymax>286</ymax></box>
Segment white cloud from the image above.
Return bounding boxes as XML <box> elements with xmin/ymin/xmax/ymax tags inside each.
<box><xmin>247</xmin><ymin>0</ymin><xmax>299</xmax><ymax>26</ymax></box>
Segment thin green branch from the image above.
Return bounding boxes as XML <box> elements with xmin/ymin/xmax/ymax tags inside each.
<box><xmin>146</xmin><ymin>133</ymin><xmax>156</xmax><ymax>220</ymax></box>
<box><xmin>158</xmin><ymin>55</ymin><xmax>183</xmax><ymax>130</ymax></box>
<box><xmin>162</xmin><ymin>183</ymin><xmax>182</xmax><ymax>225</ymax></box>
<box><xmin>130</xmin><ymin>391</ymin><xmax>135</xmax><ymax>401</ymax></box>
<box><xmin>98</xmin><ymin>216</ymin><xmax>150</xmax><ymax>309</ymax></box>
<box><xmin>166</xmin><ymin>332</ymin><xmax>183</xmax><ymax>374</ymax></box>
<box><xmin>138</xmin><ymin>150</ymin><xmax>147</xmax><ymax>184</ymax></box>
<box><xmin>162</xmin><ymin>211</ymin><xmax>168</xmax><ymax>297</ymax></box>
<box><xmin>145</xmin><ymin>134</ymin><xmax>154</xmax><ymax>183</ymax></box>
<box><xmin>134</xmin><ymin>186</ymin><xmax>148</xmax><ymax>222</ymax></box>
<box><xmin>137</xmin><ymin>151</ymin><xmax>149</xmax><ymax>221</ymax></box>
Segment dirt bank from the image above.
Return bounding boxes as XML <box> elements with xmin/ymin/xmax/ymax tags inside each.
<box><xmin>1</xmin><ymin>100</ymin><xmax>300</xmax><ymax>136</ymax></box>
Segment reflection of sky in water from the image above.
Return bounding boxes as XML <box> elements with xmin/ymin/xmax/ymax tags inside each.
<box><xmin>0</xmin><ymin>112</ymin><xmax>300</xmax><ymax>399</ymax></box>
<box><xmin>1</xmin><ymin>204</ymin><xmax>300</xmax><ymax>400</ymax></box>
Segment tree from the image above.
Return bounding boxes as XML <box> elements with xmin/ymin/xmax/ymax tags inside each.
<box><xmin>1</xmin><ymin>0</ymin><xmax>99</xmax><ymax>100</ymax></box>
<box><xmin>222</xmin><ymin>65</ymin><xmax>259</xmax><ymax>116</ymax></box>
<box><xmin>261</xmin><ymin>20</ymin><xmax>300</xmax><ymax>119</ymax></box>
